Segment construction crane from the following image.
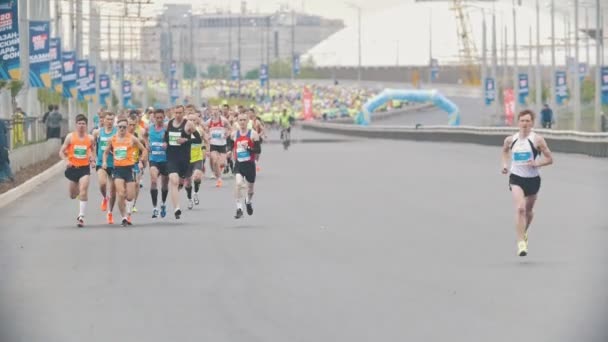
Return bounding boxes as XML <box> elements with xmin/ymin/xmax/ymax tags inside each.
<box><xmin>416</xmin><ymin>0</ymin><xmax>497</xmax><ymax>86</ymax></box>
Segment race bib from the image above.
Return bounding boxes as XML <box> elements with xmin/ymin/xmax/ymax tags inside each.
<box><xmin>74</xmin><ymin>145</ymin><xmax>87</xmax><ymax>159</ymax></box>
<box><xmin>114</xmin><ymin>146</ymin><xmax>127</xmax><ymax>160</ymax></box>
<box><xmin>99</xmin><ymin>139</ymin><xmax>109</xmax><ymax>151</ymax></box>
<box><xmin>512</xmin><ymin>151</ymin><xmax>532</xmax><ymax>163</ymax></box>
<box><xmin>211</xmin><ymin>131</ymin><xmax>223</xmax><ymax>139</ymax></box>
<box><xmin>168</xmin><ymin>131</ymin><xmax>181</xmax><ymax>146</ymax></box>
<box><xmin>236</xmin><ymin>142</ymin><xmax>250</xmax><ymax>161</ymax></box>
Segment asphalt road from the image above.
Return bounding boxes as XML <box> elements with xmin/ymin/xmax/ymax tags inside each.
<box><xmin>1</xmin><ymin>128</ymin><xmax>607</xmax><ymax>342</ymax></box>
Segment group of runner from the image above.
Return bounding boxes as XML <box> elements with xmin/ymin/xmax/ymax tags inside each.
<box><xmin>59</xmin><ymin>103</ymin><xmax>269</xmax><ymax>227</ymax></box>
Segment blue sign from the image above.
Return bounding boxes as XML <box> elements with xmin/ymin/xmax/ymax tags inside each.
<box><xmin>61</xmin><ymin>51</ymin><xmax>76</xmax><ymax>98</ymax></box>
<box><xmin>0</xmin><ymin>1</ymin><xmax>20</xmax><ymax>80</ymax></box>
<box><xmin>122</xmin><ymin>80</ymin><xmax>132</xmax><ymax>107</ymax></box>
<box><xmin>170</xmin><ymin>60</ymin><xmax>176</xmax><ymax>77</ymax></box>
<box><xmin>555</xmin><ymin>71</ymin><xmax>568</xmax><ymax>106</ymax></box>
<box><xmin>76</xmin><ymin>59</ymin><xmax>89</xmax><ymax>101</ymax></box>
<box><xmin>86</xmin><ymin>65</ymin><xmax>95</xmax><ymax>102</ymax></box>
<box><xmin>484</xmin><ymin>77</ymin><xmax>495</xmax><ymax>106</ymax></box>
<box><xmin>169</xmin><ymin>79</ymin><xmax>179</xmax><ymax>105</ymax></box>
<box><xmin>260</xmin><ymin>64</ymin><xmax>268</xmax><ymax>86</ymax></box>
<box><xmin>231</xmin><ymin>60</ymin><xmax>240</xmax><ymax>80</ymax></box>
<box><xmin>99</xmin><ymin>74</ymin><xmax>110</xmax><ymax>107</ymax></box>
<box><xmin>518</xmin><ymin>73</ymin><xmax>529</xmax><ymax>105</ymax></box>
<box><xmin>28</xmin><ymin>20</ymin><xmax>50</xmax><ymax>88</ymax></box>
<box><xmin>293</xmin><ymin>55</ymin><xmax>300</xmax><ymax>76</ymax></box>
<box><xmin>601</xmin><ymin>67</ymin><xmax>608</xmax><ymax>105</ymax></box>
<box><xmin>49</xmin><ymin>37</ymin><xmax>62</xmax><ymax>93</ymax></box>
<box><xmin>430</xmin><ymin>58</ymin><xmax>439</xmax><ymax>81</ymax></box>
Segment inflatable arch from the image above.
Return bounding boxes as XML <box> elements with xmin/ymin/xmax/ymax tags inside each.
<box><xmin>356</xmin><ymin>89</ymin><xmax>460</xmax><ymax>126</ymax></box>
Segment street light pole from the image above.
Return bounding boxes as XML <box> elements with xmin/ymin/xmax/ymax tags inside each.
<box><xmin>595</xmin><ymin>0</ymin><xmax>602</xmax><ymax>130</ymax></box>
<box><xmin>573</xmin><ymin>0</ymin><xmax>581</xmax><ymax>131</ymax></box>
<box><xmin>551</xmin><ymin>0</ymin><xmax>556</xmax><ymax>111</ymax></box>
<box><xmin>512</xmin><ymin>0</ymin><xmax>519</xmax><ymax>118</ymax></box>
<box><xmin>357</xmin><ymin>6</ymin><xmax>361</xmax><ymax>83</ymax></box>
<box><xmin>535</xmin><ymin>0</ymin><xmax>542</xmax><ymax>114</ymax></box>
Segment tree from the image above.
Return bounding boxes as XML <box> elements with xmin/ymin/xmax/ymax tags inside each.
<box><xmin>245</xmin><ymin>68</ymin><xmax>259</xmax><ymax>80</ymax></box>
<box><xmin>183</xmin><ymin>62</ymin><xmax>197</xmax><ymax>80</ymax></box>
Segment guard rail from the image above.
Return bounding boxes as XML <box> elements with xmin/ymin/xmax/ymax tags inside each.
<box><xmin>300</xmin><ymin>121</ymin><xmax>608</xmax><ymax>158</ymax></box>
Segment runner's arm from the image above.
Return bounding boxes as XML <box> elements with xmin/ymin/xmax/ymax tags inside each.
<box><xmin>189</xmin><ymin>130</ymin><xmax>202</xmax><ymax>144</ymax></box>
<box><xmin>534</xmin><ymin>136</ymin><xmax>553</xmax><ymax>168</ymax></box>
<box><xmin>133</xmin><ymin>135</ymin><xmax>148</xmax><ymax>162</ymax></box>
<box><xmin>501</xmin><ymin>136</ymin><xmax>512</xmax><ymax>173</ymax></box>
<box><xmin>59</xmin><ymin>133</ymin><xmax>72</xmax><ymax>161</ymax></box>
<box><xmin>102</xmin><ymin>140</ymin><xmax>112</xmax><ymax>168</ymax></box>
<box><xmin>249</xmin><ymin>131</ymin><xmax>262</xmax><ymax>154</ymax></box>
<box><xmin>89</xmin><ymin>134</ymin><xmax>97</xmax><ymax>165</ymax></box>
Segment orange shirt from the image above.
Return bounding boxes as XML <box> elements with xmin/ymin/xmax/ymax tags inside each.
<box><xmin>110</xmin><ymin>133</ymin><xmax>136</xmax><ymax>167</ymax></box>
<box><xmin>68</xmin><ymin>132</ymin><xmax>93</xmax><ymax>167</ymax></box>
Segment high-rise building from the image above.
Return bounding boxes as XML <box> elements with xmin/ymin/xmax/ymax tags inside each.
<box><xmin>139</xmin><ymin>4</ymin><xmax>344</xmax><ymax>78</ymax></box>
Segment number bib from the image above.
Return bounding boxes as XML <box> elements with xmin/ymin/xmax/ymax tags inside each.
<box><xmin>99</xmin><ymin>138</ymin><xmax>109</xmax><ymax>151</ymax></box>
<box><xmin>168</xmin><ymin>131</ymin><xmax>181</xmax><ymax>146</ymax></box>
<box><xmin>74</xmin><ymin>145</ymin><xmax>87</xmax><ymax>159</ymax></box>
<box><xmin>114</xmin><ymin>146</ymin><xmax>128</xmax><ymax>160</ymax></box>
<box><xmin>236</xmin><ymin>142</ymin><xmax>251</xmax><ymax>162</ymax></box>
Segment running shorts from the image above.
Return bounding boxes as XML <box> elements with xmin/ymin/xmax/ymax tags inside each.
<box><xmin>509</xmin><ymin>174</ymin><xmax>541</xmax><ymax>197</ymax></box>
<box><xmin>113</xmin><ymin>166</ymin><xmax>135</xmax><ymax>182</ymax></box>
<box><xmin>150</xmin><ymin>161</ymin><xmax>168</xmax><ymax>176</ymax></box>
<box><xmin>234</xmin><ymin>161</ymin><xmax>256</xmax><ymax>183</ymax></box>
<box><xmin>210</xmin><ymin>144</ymin><xmax>227</xmax><ymax>154</ymax></box>
<box><xmin>65</xmin><ymin>166</ymin><xmax>90</xmax><ymax>183</ymax></box>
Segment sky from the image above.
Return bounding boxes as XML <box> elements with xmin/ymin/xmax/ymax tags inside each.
<box><xmin>150</xmin><ymin>0</ymin><xmax>579</xmax><ymax>27</ymax></box>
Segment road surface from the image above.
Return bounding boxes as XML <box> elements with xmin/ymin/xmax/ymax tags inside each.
<box><xmin>1</xmin><ymin>128</ymin><xmax>607</xmax><ymax>342</ymax></box>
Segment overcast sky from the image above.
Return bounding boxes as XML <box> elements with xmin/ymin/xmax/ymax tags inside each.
<box><xmin>149</xmin><ymin>0</ymin><xmax>577</xmax><ymax>27</ymax></box>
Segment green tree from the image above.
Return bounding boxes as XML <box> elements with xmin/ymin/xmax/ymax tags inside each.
<box><xmin>245</xmin><ymin>68</ymin><xmax>259</xmax><ymax>80</ymax></box>
<box><xmin>183</xmin><ymin>63</ymin><xmax>197</xmax><ymax>80</ymax></box>
<box><xmin>207</xmin><ymin>64</ymin><xmax>229</xmax><ymax>79</ymax></box>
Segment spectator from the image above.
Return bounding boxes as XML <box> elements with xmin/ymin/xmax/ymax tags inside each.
<box><xmin>46</xmin><ymin>105</ymin><xmax>63</xmax><ymax>139</ymax></box>
<box><xmin>0</xmin><ymin>119</ymin><xmax>13</xmax><ymax>183</ymax></box>
<box><xmin>12</xmin><ymin>107</ymin><xmax>25</xmax><ymax>146</ymax></box>
<box><xmin>541</xmin><ymin>104</ymin><xmax>554</xmax><ymax>129</ymax></box>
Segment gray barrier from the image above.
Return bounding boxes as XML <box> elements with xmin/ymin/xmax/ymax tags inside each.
<box><xmin>300</xmin><ymin>121</ymin><xmax>608</xmax><ymax>158</ymax></box>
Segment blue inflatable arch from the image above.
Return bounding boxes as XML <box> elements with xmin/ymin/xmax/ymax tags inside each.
<box><xmin>357</xmin><ymin>89</ymin><xmax>460</xmax><ymax>126</ymax></box>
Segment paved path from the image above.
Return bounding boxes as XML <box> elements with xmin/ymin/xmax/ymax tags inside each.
<box><xmin>1</xmin><ymin>128</ymin><xmax>607</xmax><ymax>342</ymax></box>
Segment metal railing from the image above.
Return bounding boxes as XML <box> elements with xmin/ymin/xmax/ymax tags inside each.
<box><xmin>0</xmin><ymin>117</ymin><xmax>69</xmax><ymax>151</ymax></box>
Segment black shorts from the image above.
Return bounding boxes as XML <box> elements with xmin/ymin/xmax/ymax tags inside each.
<box><xmin>96</xmin><ymin>165</ymin><xmax>114</xmax><ymax>177</ymax></box>
<box><xmin>167</xmin><ymin>159</ymin><xmax>190</xmax><ymax>179</ymax></box>
<box><xmin>234</xmin><ymin>161</ymin><xmax>256</xmax><ymax>183</ymax></box>
<box><xmin>186</xmin><ymin>160</ymin><xmax>203</xmax><ymax>178</ymax></box>
<box><xmin>509</xmin><ymin>174</ymin><xmax>541</xmax><ymax>197</ymax></box>
<box><xmin>113</xmin><ymin>166</ymin><xmax>135</xmax><ymax>182</ymax></box>
<box><xmin>210</xmin><ymin>144</ymin><xmax>227</xmax><ymax>154</ymax></box>
<box><xmin>150</xmin><ymin>161</ymin><xmax>168</xmax><ymax>176</ymax></box>
<box><xmin>226</xmin><ymin>138</ymin><xmax>234</xmax><ymax>151</ymax></box>
<box><xmin>64</xmin><ymin>166</ymin><xmax>90</xmax><ymax>183</ymax></box>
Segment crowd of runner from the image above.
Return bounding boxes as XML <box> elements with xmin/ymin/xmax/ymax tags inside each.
<box><xmin>59</xmin><ymin>103</ymin><xmax>286</xmax><ymax>228</ymax></box>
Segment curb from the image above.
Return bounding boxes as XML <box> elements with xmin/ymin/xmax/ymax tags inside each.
<box><xmin>0</xmin><ymin>160</ymin><xmax>64</xmax><ymax>209</ymax></box>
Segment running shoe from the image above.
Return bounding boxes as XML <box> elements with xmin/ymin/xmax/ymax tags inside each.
<box><xmin>107</xmin><ymin>212</ymin><xmax>114</xmax><ymax>225</ymax></box>
<box><xmin>517</xmin><ymin>241</ymin><xmax>528</xmax><ymax>257</ymax></box>
<box><xmin>127</xmin><ymin>214</ymin><xmax>132</xmax><ymax>224</ymax></box>
<box><xmin>246</xmin><ymin>202</ymin><xmax>253</xmax><ymax>216</ymax></box>
<box><xmin>175</xmin><ymin>208</ymin><xmax>182</xmax><ymax>219</ymax></box>
<box><xmin>193</xmin><ymin>193</ymin><xmax>199</xmax><ymax>205</ymax></box>
<box><xmin>234</xmin><ymin>208</ymin><xmax>243</xmax><ymax>219</ymax></box>
<box><xmin>216</xmin><ymin>179</ymin><xmax>223</xmax><ymax>188</ymax></box>
<box><xmin>152</xmin><ymin>208</ymin><xmax>159</xmax><ymax>218</ymax></box>
<box><xmin>132</xmin><ymin>206</ymin><xmax>138</xmax><ymax>213</ymax></box>
<box><xmin>188</xmin><ymin>199</ymin><xmax>194</xmax><ymax>210</ymax></box>
<box><xmin>121</xmin><ymin>218</ymin><xmax>130</xmax><ymax>227</ymax></box>
<box><xmin>160</xmin><ymin>204</ymin><xmax>167</xmax><ymax>218</ymax></box>
<box><xmin>101</xmin><ymin>197</ymin><xmax>108</xmax><ymax>211</ymax></box>
<box><xmin>76</xmin><ymin>216</ymin><xmax>84</xmax><ymax>228</ymax></box>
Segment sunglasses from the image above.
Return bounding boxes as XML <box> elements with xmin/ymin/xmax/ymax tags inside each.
<box><xmin>118</xmin><ymin>125</ymin><xmax>127</xmax><ymax>129</ymax></box>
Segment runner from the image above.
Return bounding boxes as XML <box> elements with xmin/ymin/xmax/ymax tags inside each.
<box><xmin>145</xmin><ymin>108</ymin><xmax>169</xmax><ymax>218</ymax></box>
<box><xmin>92</xmin><ymin>111</ymin><xmax>117</xmax><ymax>224</ymax></box>
<box><xmin>501</xmin><ymin>109</ymin><xmax>554</xmax><ymax>257</ymax></box>
<box><xmin>164</xmin><ymin>105</ymin><xmax>200</xmax><ymax>219</ymax></box>
<box><xmin>183</xmin><ymin>112</ymin><xmax>206</xmax><ymax>209</ymax></box>
<box><xmin>103</xmin><ymin>115</ymin><xmax>148</xmax><ymax>227</ymax></box>
<box><xmin>247</xmin><ymin>108</ymin><xmax>265</xmax><ymax>171</ymax></box>
<box><xmin>127</xmin><ymin>114</ymin><xmax>147</xmax><ymax>215</ymax></box>
<box><xmin>231</xmin><ymin>112</ymin><xmax>261</xmax><ymax>219</ymax></box>
<box><xmin>205</xmin><ymin>106</ymin><xmax>231</xmax><ymax>187</ymax></box>
<box><xmin>59</xmin><ymin>114</ymin><xmax>96</xmax><ymax>227</ymax></box>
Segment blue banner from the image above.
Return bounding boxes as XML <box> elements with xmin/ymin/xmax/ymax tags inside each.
<box><xmin>555</xmin><ymin>71</ymin><xmax>568</xmax><ymax>106</ymax></box>
<box><xmin>122</xmin><ymin>80</ymin><xmax>132</xmax><ymax>107</ymax></box>
<box><xmin>28</xmin><ymin>20</ymin><xmax>50</xmax><ymax>88</ymax></box>
<box><xmin>86</xmin><ymin>66</ymin><xmax>95</xmax><ymax>102</ymax></box>
<box><xmin>170</xmin><ymin>79</ymin><xmax>179</xmax><ymax>105</ymax></box>
<box><xmin>99</xmin><ymin>74</ymin><xmax>110</xmax><ymax>107</ymax></box>
<box><xmin>484</xmin><ymin>77</ymin><xmax>495</xmax><ymax>106</ymax></box>
<box><xmin>518</xmin><ymin>73</ymin><xmax>529</xmax><ymax>105</ymax></box>
<box><xmin>49</xmin><ymin>37</ymin><xmax>62</xmax><ymax>93</ymax></box>
<box><xmin>0</xmin><ymin>1</ymin><xmax>20</xmax><ymax>80</ymax></box>
<box><xmin>293</xmin><ymin>55</ymin><xmax>300</xmax><ymax>76</ymax></box>
<box><xmin>170</xmin><ymin>60</ymin><xmax>176</xmax><ymax>77</ymax></box>
<box><xmin>61</xmin><ymin>51</ymin><xmax>76</xmax><ymax>98</ymax></box>
<box><xmin>231</xmin><ymin>60</ymin><xmax>240</xmax><ymax>80</ymax></box>
<box><xmin>601</xmin><ymin>67</ymin><xmax>608</xmax><ymax>105</ymax></box>
<box><xmin>430</xmin><ymin>58</ymin><xmax>439</xmax><ymax>81</ymax></box>
<box><xmin>260</xmin><ymin>64</ymin><xmax>268</xmax><ymax>87</ymax></box>
<box><xmin>76</xmin><ymin>60</ymin><xmax>89</xmax><ymax>101</ymax></box>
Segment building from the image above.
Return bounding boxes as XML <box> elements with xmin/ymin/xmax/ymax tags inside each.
<box><xmin>139</xmin><ymin>4</ymin><xmax>344</xmax><ymax>78</ymax></box>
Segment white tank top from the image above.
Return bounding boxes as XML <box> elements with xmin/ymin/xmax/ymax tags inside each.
<box><xmin>510</xmin><ymin>132</ymin><xmax>540</xmax><ymax>178</ymax></box>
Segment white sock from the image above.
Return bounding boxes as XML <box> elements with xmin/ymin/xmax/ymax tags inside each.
<box><xmin>245</xmin><ymin>195</ymin><xmax>251</xmax><ymax>204</ymax></box>
<box><xmin>236</xmin><ymin>201</ymin><xmax>243</xmax><ymax>210</ymax></box>
<box><xmin>79</xmin><ymin>201</ymin><xmax>87</xmax><ymax>217</ymax></box>
<box><xmin>126</xmin><ymin>200</ymin><xmax>133</xmax><ymax>215</ymax></box>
